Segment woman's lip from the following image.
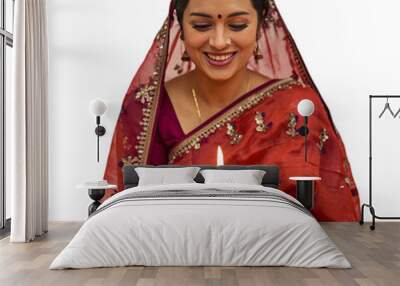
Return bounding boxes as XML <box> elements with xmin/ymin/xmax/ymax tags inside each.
<box><xmin>204</xmin><ymin>52</ymin><xmax>237</xmax><ymax>67</ymax></box>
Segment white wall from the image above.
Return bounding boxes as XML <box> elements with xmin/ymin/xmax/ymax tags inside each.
<box><xmin>48</xmin><ymin>0</ymin><xmax>400</xmax><ymax>221</ymax></box>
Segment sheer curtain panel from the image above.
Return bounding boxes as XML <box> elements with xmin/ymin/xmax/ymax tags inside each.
<box><xmin>10</xmin><ymin>0</ymin><xmax>48</xmax><ymax>242</ymax></box>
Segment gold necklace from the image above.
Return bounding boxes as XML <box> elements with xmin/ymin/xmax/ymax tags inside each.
<box><xmin>192</xmin><ymin>89</ymin><xmax>202</xmax><ymax>120</ymax></box>
<box><xmin>192</xmin><ymin>72</ymin><xmax>252</xmax><ymax>122</ymax></box>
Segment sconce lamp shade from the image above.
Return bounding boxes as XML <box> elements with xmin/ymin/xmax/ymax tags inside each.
<box><xmin>89</xmin><ymin>99</ymin><xmax>107</xmax><ymax>117</ymax></box>
<box><xmin>297</xmin><ymin>99</ymin><xmax>315</xmax><ymax>117</ymax></box>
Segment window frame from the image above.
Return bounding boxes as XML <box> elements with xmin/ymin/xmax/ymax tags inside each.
<box><xmin>0</xmin><ymin>0</ymin><xmax>14</xmax><ymax>233</ymax></box>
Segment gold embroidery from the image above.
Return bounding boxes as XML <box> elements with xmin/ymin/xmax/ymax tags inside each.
<box><xmin>155</xmin><ymin>19</ymin><xmax>169</xmax><ymax>42</ymax></box>
<box><xmin>168</xmin><ymin>78</ymin><xmax>301</xmax><ymax>163</ymax></box>
<box><xmin>128</xmin><ymin>19</ymin><xmax>169</xmax><ymax>166</ymax></box>
<box><xmin>227</xmin><ymin>123</ymin><xmax>242</xmax><ymax>145</ymax></box>
<box><xmin>122</xmin><ymin>156</ymin><xmax>140</xmax><ymax>166</ymax></box>
<box><xmin>286</xmin><ymin>112</ymin><xmax>299</xmax><ymax>138</ymax></box>
<box><xmin>317</xmin><ymin>128</ymin><xmax>329</xmax><ymax>151</ymax></box>
<box><xmin>135</xmin><ymin>84</ymin><xmax>156</xmax><ymax>104</ymax></box>
<box><xmin>255</xmin><ymin>112</ymin><xmax>267</xmax><ymax>132</ymax></box>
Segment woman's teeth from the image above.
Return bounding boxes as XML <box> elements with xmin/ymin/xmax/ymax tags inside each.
<box><xmin>206</xmin><ymin>53</ymin><xmax>235</xmax><ymax>61</ymax></box>
<box><xmin>205</xmin><ymin>52</ymin><xmax>236</xmax><ymax>67</ymax></box>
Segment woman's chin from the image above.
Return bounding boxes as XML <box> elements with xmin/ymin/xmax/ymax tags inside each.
<box><xmin>201</xmin><ymin>68</ymin><xmax>239</xmax><ymax>82</ymax></box>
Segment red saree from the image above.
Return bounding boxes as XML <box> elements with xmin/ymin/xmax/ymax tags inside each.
<box><xmin>103</xmin><ymin>0</ymin><xmax>360</xmax><ymax>221</ymax></box>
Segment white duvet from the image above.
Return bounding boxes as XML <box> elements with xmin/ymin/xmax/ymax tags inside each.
<box><xmin>50</xmin><ymin>183</ymin><xmax>350</xmax><ymax>269</ymax></box>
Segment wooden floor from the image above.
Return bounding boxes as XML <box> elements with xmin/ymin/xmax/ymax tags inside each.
<box><xmin>0</xmin><ymin>222</ymin><xmax>399</xmax><ymax>286</ymax></box>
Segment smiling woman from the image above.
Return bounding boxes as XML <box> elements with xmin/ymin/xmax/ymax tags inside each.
<box><xmin>163</xmin><ymin>0</ymin><xmax>281</xmax><ymax>140</ymax></box>
<box><xmin>103</xmin><ymin>0</ymin><xmax>361</xmax><ymax>221</ymax></box>
<box><xmin>166</xmin><ymin>0</ymin><xmax>268</xmax><ymax>133</ymax></box>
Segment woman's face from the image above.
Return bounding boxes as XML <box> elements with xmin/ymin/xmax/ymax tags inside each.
<box><xmin>182</xmin><ymin>0</ymin><xmax>259</xmax><ymax>82</ymax></box>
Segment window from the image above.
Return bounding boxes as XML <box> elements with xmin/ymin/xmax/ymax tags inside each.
<box><xmin>0</xmin><ymin>0</ymin><xmax>14</xmax><ymax>234</ymax></box>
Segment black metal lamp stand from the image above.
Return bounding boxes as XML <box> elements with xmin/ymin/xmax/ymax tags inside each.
<box><xmin>94</xmin><ymin>116</ymin><xmax>106</xmax><ymax>162</ymax></box>
<box><xmin>360</xmin><ymin>95</ymin><xmax>400</xmax><ymax>230</ymax></box>
<box><xmin>296</xmin><ymin>180</ymin><xmax>314</xmax><ymax>209</ymax></box>
<box><xmin>298</xmin><ymin>116</ymin><xmax>309</xmax><ymax>162</ymax></box>
<box><xmin>88</xmin><ymin>188</ymin><xmax>106</xmax><ymax>216</ymax></box>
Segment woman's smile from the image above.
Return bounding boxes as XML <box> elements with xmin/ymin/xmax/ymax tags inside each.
<box><xmin>204</xmin><ymin>52</ymin><xmax>237</xmax><ymax>67</ymax></box>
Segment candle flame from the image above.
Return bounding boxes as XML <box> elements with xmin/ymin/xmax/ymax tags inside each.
<box><xmin>217</xmin><ymin>145</ymin><xmax>224</xmax><ymax>166</ymax></box>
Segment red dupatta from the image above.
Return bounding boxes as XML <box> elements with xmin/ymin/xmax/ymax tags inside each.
<box><xmin>103</xmin><ymin>0</ymin><xmax>360</xmax><ymax>221</ymax></box>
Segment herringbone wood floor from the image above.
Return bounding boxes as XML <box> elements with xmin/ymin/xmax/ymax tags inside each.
<box><xmin>0</xmin><ymin>222</ymin><xmax>399</xmax><ymax>286</ymax></box>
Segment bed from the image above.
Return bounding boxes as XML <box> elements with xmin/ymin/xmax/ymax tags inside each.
<box><xmin>50</xmin><ymin>165</ymin><xmax>350</xmax><ymax>269</ymax></box>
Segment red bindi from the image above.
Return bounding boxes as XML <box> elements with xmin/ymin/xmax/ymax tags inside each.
<box><xmin>218</xmin><ymin>14</ymin><xmax>222</xmax><ymax>19</ymax></box>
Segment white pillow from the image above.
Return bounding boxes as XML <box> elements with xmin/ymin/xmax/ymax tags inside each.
<box><xmin>135</xmin><ymin>167</ymin><xmax>200</xmax><ymax>186</ymax></box>
<box><xmin>200</xmin><ymin>169</ymin><xmax>266</xmax><ymax>185</ymax></box>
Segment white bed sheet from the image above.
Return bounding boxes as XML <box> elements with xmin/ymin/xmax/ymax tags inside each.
<box><xmin>50</xmin><ymin>183</ymin><xmax>350</xmax><ymax>269</ymax></box>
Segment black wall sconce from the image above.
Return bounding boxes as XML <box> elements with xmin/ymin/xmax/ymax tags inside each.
<box><xmin>297</xmin><ymin>99</ymin><xmax>315</xmax><ymax>162</ymax></box>
<box><xmin>89</xmin><ymin>99</ymin><xmax>107</xmax><ymax>162</ymax></box>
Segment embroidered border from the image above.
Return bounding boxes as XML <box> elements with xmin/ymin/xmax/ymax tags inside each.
<box><xmin>126</xmin><ymin>19</ymin><xmax>169</xmax><ymax>166</ymax></box>
<box><xmin>168</xmin><ymin>78</ymin><xmax>301</xmax><ymax>163</ymax></box>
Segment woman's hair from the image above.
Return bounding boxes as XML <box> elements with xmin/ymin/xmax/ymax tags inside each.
<box><xmin>175</xmin><ymin>0</ymin><xmax>270</xmax><ymax>28</ymax></box>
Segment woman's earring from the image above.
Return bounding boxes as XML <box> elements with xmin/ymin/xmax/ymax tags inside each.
<box><xmin>175</xmin><ymin>50</ymin><xmax>189</xmax><ymax>74</ymax></box>
<box><xmin>253</xmin><ymin>44</ymin><xmax>263</xmax><ymax>63</ymax></box>
<box><xmin>181</xmin><ymin>50</ymin><xmax>191</xmax><ymax>62</ymax></box>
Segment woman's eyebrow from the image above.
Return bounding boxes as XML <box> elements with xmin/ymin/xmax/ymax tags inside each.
<box><xmin>227</xmin><ymin>11</ymin><xmax>250</xmax><ymax>18</ymax></box>
<box><xmin>189</xmin><ymin>11</ymin><xmax>250</xmax><ymax>19</ymax></box>
<box><xmin>190</xmin><ymin>12</ymin><xmax>213</xmax><ymax>18</ymax></box>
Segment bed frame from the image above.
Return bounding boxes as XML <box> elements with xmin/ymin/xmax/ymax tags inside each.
<box><xmin>122</xmin><ymin>165</ymin><xmax>280</xmax><ymax>190</ymax></box>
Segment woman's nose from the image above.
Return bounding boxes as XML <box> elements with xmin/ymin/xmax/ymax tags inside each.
<box><xmin>209</xmin><ymin>26</ymin><xmax>231</xmax><ymax>50</ymax></box>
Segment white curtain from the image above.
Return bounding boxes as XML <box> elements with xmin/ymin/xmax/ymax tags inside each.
<box><xmin>10</xmin><ymin>0</ymin><xmax>49</xmax><ymax>242</ymax></box>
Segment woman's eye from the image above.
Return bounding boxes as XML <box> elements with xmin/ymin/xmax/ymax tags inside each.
<box><xmin>229</xmin><ymin>23</ymin><xmax>248</xmax><ymax>31</ymax></box>
<box><xmin>192</xmin><ymin>24</ymin><xmax>212</xmax><ymax>31</ymax></box>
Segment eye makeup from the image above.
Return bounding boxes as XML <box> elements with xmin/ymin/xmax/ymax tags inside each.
<box><xmin>191</xmin><ymin>23</ymin><xmax>213</xmax><ymax>31</ymax></box>
<box><xmin>228</xmin><ymin>23</ymin><xmax>248</xmax><ymax>31</ymax></box>
<box><xmin>191</xmin><ymin>22</ymin><xmax>249</xmax><ymax>32</ymax></box>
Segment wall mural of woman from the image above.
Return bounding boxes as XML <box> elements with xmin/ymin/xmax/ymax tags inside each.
<box><xmin>103</xmin><ymin>0</ymin><xmax>360</xmax><ymax>221</ymax></box>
